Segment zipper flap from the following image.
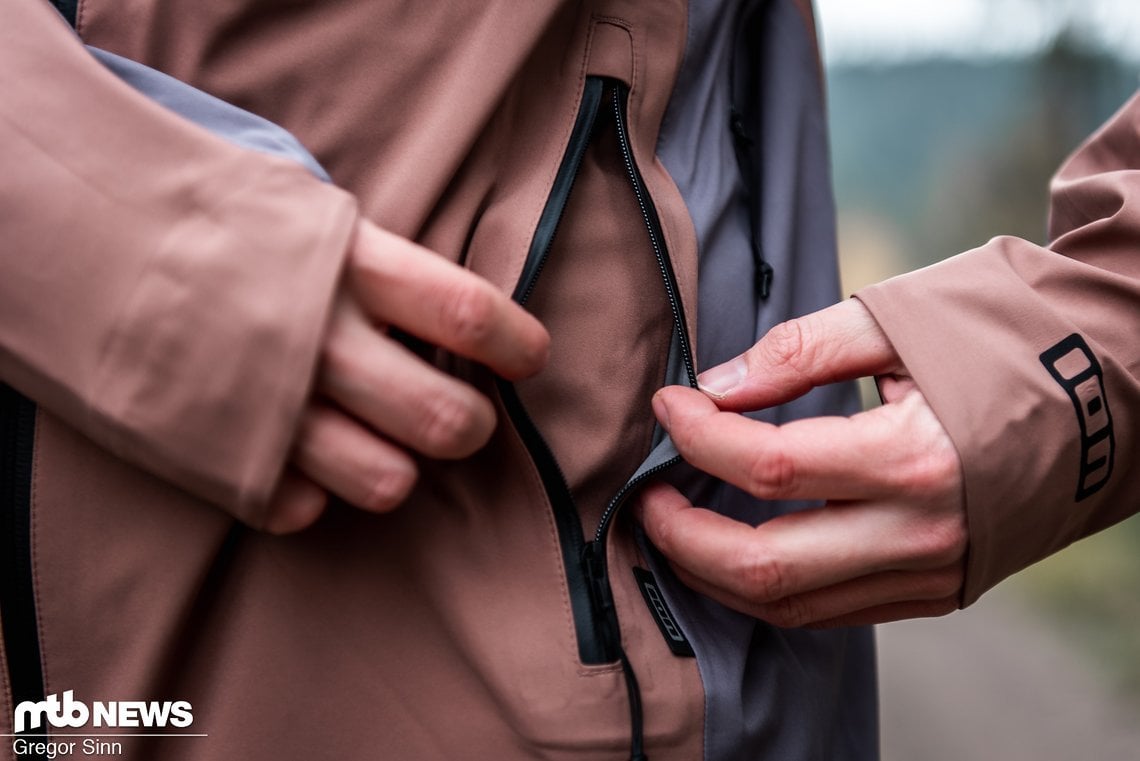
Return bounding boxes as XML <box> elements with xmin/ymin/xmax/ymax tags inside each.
<box><xmin>513</xmin><ymin>77</ymin><xmax>605</xmax><ymax>304</ymax></box>
<box><xmin>0</xmin><ymin>384</ymin><xmax>45</xmax><ymax>716</ymax></box>
<box><xmin>650</xmin><ymin>325</ymin><xmax>689</xmax><ymax>451</ymax></box>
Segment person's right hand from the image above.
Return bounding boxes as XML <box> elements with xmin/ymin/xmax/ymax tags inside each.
<box><xmin>263</xmin><ymin>220</ymin><xmax>550</xmax><ymax>532</ymax></box>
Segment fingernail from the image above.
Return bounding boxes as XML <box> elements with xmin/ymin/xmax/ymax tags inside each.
<box><xmin>651</xmin><ymin>391</ymin><xmax>671</xmax><ymax>430</ymax></box>
<box><xmin>697</xmin><ymin>358</ymin><xmax>746</xmax><ymax>398</ymax></box>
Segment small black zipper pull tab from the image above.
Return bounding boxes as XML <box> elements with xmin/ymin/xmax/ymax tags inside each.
<box><xmin>756</xmin><ymin>258</ymin><xmax>774</xmax><ymax>300</ymax></box>
<box><xmin>730</xmin><ymin>105</ymin><xmax>774</xmax><ymax>301</ymax></box>
<box><xmin>581</xmin><ymin>540</ymin><xmax>621</xmax><ymax>666</ymax></box>
<box><xmin>581</xmin><ymin>541</ymin><xmax>613</xmax><ymax>616</ymax></box>
<box><xmin>729</xmin><ymin>106</ymin><xmax>752</xmax><ymax>148</ymax></box>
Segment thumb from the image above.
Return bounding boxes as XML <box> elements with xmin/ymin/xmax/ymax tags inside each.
<box><xmin>697</xmin><ymin>298</ymin><xmax>899</xmax><ymax>412</ymax></box>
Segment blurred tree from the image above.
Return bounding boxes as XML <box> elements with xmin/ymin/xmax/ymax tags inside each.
<box><xmin>923</xmin><ymin>31</ymin><xmax>1123</xmax><ymax>254</ymax></box>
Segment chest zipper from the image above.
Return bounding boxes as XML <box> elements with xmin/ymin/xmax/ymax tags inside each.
<box><xmin>0</xmin><ymin>384</ymin><xmax>47</xmax><ymax>727</ymax></box>
<box><xmin>498</xmin><ymin>77</ymin><xmax>697</xmax><ymax>761</ymax></box>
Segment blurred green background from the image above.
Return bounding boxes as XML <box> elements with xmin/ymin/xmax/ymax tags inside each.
<box><xmin>814</xmin><ymin>0</ymin><xmax>1140</xmax><ymax>756</ymax></box>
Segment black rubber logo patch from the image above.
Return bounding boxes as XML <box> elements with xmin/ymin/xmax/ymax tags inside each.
<box><xmin>633</xmin><ymin>568</ymin><xmax>694</xmax><ymax>658</ymax></box>
<box><xmin>1039</xmin><ymin>334</ymin><xmax>1114</xmax><ymax>501</ymax></box>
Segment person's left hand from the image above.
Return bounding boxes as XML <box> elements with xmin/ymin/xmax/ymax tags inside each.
<box><xmin>636</xmin><ymin>299</ymin><xmax>967</xmax><ymax>628</ymax></box>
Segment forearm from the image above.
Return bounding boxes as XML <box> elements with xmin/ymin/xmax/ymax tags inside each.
<box><xmin>0</xmin><ymin>0</ymin><xmax>357</xmax><ymax>518</ymax></box>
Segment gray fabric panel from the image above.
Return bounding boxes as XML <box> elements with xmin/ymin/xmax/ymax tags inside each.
<box><xmin>89</xmin><ymin>47</ymin><xmax>330</xmax><ymax>182</ymax></box>
<box><xmin>655</xmin><ymin>0</ymin><xmax>876</xmax><ymax>759</ymax></box>
<box><xmin>651</xmin><ymin>328</ymin><xmax>690</xmax><ymax>450</ymax></box>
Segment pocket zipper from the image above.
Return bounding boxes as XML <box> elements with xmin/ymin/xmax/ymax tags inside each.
<box><xmin>0</xmin><ymin>385</ymin><xmax>46</xmax><ymax>724</ymax></box>
<box><xmin>500</xmin><ymin>77</ymin><xmax>698</xmax><ymax>761</ymax></box>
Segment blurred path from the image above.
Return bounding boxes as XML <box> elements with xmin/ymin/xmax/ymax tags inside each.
<box><xmin>878</xmin><ymin>584</ymin><xmax>1140</xmax><ymax>761</ymax></box>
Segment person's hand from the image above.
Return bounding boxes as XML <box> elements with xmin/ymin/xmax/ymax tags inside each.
<box><xmin>264</xmin><ymin>220</ymin><xmax>550</xmax><ymax>532</ymax></box>
<box><xmin>637</xmin><ymin>299</ymin><xmax>967</xmax><ymax>627</ymax></box>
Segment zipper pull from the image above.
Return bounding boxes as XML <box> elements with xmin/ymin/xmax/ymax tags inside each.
<box><xmin>730</xmin><ymin>106</ymin><xmax>775</xmax><ymax>301</ymax></box>
<box><xmin>729</xmin><ymin>106</ymin><xmax>752</xmax><ymax>149</ymax></box>
<box><xmin>581</xmin><ymin>541</ymin><xmax>613</xmax><ymax>616</ymax></box>
<box><xmin>755</xmin><ymin>258</ymin><xmax>774</xmax><ymax>300</ymax></box>
<box><xmin>584</xmin><ymin>542</ymin><xmax>648</xmax><ymax>761</ymax></box>
<box><xmin>581</xmin><ymin>540</ymin><xmax>619</xmax><ymax>664</ymax></box>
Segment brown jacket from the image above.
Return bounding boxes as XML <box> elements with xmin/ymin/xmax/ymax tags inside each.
<box><xmin>2</xmin><ymin>0</ymin><xmax>1137</xmax><ymax>759</ymax></box>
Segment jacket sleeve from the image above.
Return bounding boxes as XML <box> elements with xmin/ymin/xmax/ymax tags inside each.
<box><xmin>0</xmin><ymin>0</ymin><xmax>358</xmax><ymax>523</ymax></box>
<box><xmin>855</xmin><ymin>91</ymin><xmax>1140</xmax><ymax>605</ymax></box>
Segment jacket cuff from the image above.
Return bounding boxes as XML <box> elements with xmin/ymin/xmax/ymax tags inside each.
<box><xmin>90</xmin><ymin>161</ymin><xmax>357</xmax><ymax>523</ymax></box>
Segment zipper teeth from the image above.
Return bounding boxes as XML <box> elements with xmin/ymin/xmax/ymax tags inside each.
<box><xmin>519</xmin><ymin>253</ymin><xmax>550</xmax><ymax>305</ymax></box>
<box><xmin>594</xmin><ymin>455</ymin><xmax>682</xmax><ymax>544</ymax></box>
<box><xmin>592</xmin><ymin>85</ymin><xmax>697</xmax><ymax>544</ymax></box>
<box><xmin>611</xmin><ymin>90</ymin><xmax>698</xmax><ymax>389</ymax></box>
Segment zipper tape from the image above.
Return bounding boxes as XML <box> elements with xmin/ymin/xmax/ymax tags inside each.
<box><xmin>0</xmin><ymin>384</ymin><xmax>47</xmax><ymax>728</ymax></box>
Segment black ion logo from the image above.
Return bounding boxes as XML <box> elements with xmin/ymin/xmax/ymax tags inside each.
<box><xmin>1039</xmin><ymin>334</ymin><xmax>1114</xmax><ymax>501</ymax></box>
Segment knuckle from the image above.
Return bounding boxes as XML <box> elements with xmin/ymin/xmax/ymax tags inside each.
<box><xmin>908</xmin><ymin>442</ymin><xmax>961</xmax><ymax>496</ymax></box>
<box><xmin>924</xmin><ymin>567</ymin><xmax>965</xmax><ymax>600</ymax></box>
<box><xmin>765</xmin><ymin>596</ymin><xmax>812</xmax><ymax>629</ymax></box>
<box><xmin>736</xmin><ymin>546</ymin><xmax>787</xmax><ymax>603</ymax></box>
<box><xmin>746</xmin><ymin>449</ymin><xmax>796</xmax><ymax>499</ymax></box>
<box><xmin>909</xmin><ymin>514</ymin><xmax>968</xmax><ymax>567</ymax></box>
<box><xmin>761</xmin><ymin>320</ymin><xmax>812</xmax><ymax>374</ymax></box>
<box><xmin>417</xmin><ymin>393</ymin><xmax>483</xmax><ymax>455</ymax></box>
<box><xmin>361</xmin><ymin>463</ymin><xmax>418</xmax><ymax>512</ymax></box>
<box><xmin>937</xmin><ymin>597</ymin><xmax>959</xmax><ymax>616</ymax></box>
<box><xmin>887</xmin><ymin>394</ymin><xmax>962</xmax><ymax>497</ymax></box>
<box><xmin>925</xmin><ymin>597</ymin><xmax>960</xmax><ymax>619</ymax></box>
<box><xmin>440</xmin><ymin>283</ymin><xmax>497</xmax><ymax>349</ymax></box>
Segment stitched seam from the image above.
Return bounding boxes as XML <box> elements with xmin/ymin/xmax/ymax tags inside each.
<box><xmin>75</xmin><ymin>0</ymin><xmax>88</xmax><ymax>36</ymax></box>
<box><xmin>29</xmin><ymin>409</ymin><xmax>49</xmax><ymax>703</ymax></box>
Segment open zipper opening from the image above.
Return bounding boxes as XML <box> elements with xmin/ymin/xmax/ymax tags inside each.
<box><xmin>495</xmin><ymin>76</ymin><xmax>609</xmax><ymax>664</ymax></box>
<box><xmin>499</xmin><ymin>77</ymin><xmax>697</xmax><ymax>760</ymax></box>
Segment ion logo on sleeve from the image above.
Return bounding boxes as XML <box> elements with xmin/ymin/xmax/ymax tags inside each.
<box><xmin>1040</xmin><ymin>334</ymin><xmax>1115</xmax><ymax>501</ymax></box>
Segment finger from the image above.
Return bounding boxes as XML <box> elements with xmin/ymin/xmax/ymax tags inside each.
<box><xmin>292</xmin><ymin>403</ymin><xmax>418</xmax><ymax>512</ymax></box>
<box><xmin>262</xmin><ymin>469</ymin><xmax>328</xmax><ymax>534</ymax></box>
<box><xmin>349</xmin><ymin>221</ymin><xmax>550</xmax><ymax>380</ymax></box>
<box><xmin>321</xmin><ymin>300</ymin><xmax>497</xmax><ymax>459</ymax></box>
<box><xmin>655</xmin><ymin>384</ymin><xmax>960</xmax><ymax>501</ymax></box>
<box><xmin>638</xmin><ymin>483</ymin><xmax>966</xmax><ymax>604</ymax></box>
<box><xmin>638</xmin><ymin>482</ymin><xmax>804</xmax><ymax>599</ymax></box>
<box><xmin>696</xmin><ymin>299</ymin><xmax>897</xmax><ymax>410</ymax></box>
<box><xmin>807</xmin><ymin>596</ymin><xmax>959</xmax><ymax>629</ymax></box>
<box><xmin>785</xmin><ymin>564</ymin><xmax>965</xmax><ymax>625</ymax></box>
<box><xmin>674</xmin><ymin>563</ymin><xmax>962</xmax><ymax>628</ymax></box>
